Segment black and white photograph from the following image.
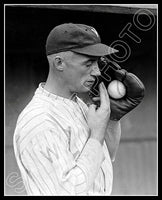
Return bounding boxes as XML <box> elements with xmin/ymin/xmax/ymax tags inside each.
<box><xmin>4</xmin><ymin>4</ymin><xmax>158</xmax><ymax>196</ymax></box>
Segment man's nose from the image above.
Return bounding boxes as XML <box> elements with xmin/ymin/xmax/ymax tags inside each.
<box><xmin>91</xmin><ymin>63</ymin><xmax>101</xmax><ymax>76</ymax></box>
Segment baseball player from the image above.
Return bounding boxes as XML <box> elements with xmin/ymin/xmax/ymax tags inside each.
<box><xmin>13</xmin><ymin>23</ymin><xmax>145</xmax><ymax>195</ymax></box>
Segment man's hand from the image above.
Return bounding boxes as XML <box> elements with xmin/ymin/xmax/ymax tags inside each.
<box><xmin>87</xmin><ymin>82</ymin><xmax>111</xmax><ymax>145</ymax></box>
<box><xmin>92</xmin><ymin>56</ymin><xmax>145</xmax><ymax>121</ymax></box>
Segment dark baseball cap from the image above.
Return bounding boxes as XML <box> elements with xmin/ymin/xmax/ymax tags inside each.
<box><xmin>45</xmin><ymin>23</ymin><xmax>118</xmax><ymax>56</ymax></box>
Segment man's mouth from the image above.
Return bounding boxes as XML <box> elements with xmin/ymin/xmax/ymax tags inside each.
<box><xmin>84</xmin><ymin>80</ymin><xmax>95</xmax><ymax>87</ymax></box>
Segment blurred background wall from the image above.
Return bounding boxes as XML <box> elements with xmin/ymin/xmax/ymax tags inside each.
<box><xmin>5</xmin><ymin>5</ymin><xmax>157</xmax><ymax>195</ymax></box>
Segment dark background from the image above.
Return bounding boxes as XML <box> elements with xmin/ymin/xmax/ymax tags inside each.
<box><xmin>5</xmin><ymin>5</ymin><xmax>157</xmax><ymax>195</ymax></box>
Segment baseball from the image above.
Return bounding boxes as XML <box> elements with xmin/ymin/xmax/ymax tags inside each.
<box><xmin>107</xmin><ymin>80</ymin><xmax>126</xmax><ymax>99</ymax></box>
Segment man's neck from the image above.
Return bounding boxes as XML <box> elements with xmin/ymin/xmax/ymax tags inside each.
<box><xmin>44</xmin><ymin>75</ymin><xmax>76</xmax><ymax>101</ymax></box>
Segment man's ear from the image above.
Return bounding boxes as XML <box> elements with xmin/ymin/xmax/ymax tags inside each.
<box><xmin>53</xmin><ymin>56</ymin><xmax>64</xmax><ymax>71</ymax></box>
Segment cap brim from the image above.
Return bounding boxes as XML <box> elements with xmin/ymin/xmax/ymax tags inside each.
<box><xmin>71</xmin><ymin>43</ymin><xmax>119</xmax><ymax>56</ymax></box>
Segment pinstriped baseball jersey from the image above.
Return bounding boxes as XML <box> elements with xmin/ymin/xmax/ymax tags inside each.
<box><xmin>13</xmin><ymin>83</ymin><xmax>113</xmax><ymax>195</ymax></box>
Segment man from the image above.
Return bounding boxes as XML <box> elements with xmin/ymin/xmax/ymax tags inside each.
<box><xmin>13</xmin><ymin>23</ymin><xmax>145</xmax><ymax>195</ymax></box>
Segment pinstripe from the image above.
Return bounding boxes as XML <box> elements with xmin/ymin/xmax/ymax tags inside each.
<box><xmin>34</xmin><ymin>148</ymin><xmax>69</xmax><ymax>195</ymax></box>
<box><xmin>53</xmin><ymin>135</ymin><xmax>74</xmax><ymax>173</ymax></box>
<box><xmin>18</xmin><ymin>113</ymin><xmax>45</xmax><ymax>131</ymax></box>
<box><xmin>77</xmin><ymin>99</ymin><xmax>88</xmax><ymax>122</ymax></box>
<box><xmin>23</xmin><ymin>172</ymin><xmax>34</xmax><ymax>195</ymax></box>
<box><xmin>39</xmin><ymin>148</ymin><xmax>77</xmax><ymax>195</ymax></box>
<box><xmin>18</xmin><ymin>118</ymin><xmax>45</xmax><ymax>143</ymax></box>
<box><xmin>59</xmin><ymin>105</ymin><xmax>88</xmax><ymax>149</ymax></box>
<box><xmin>42</xmin><ymin>128</ymin><xmax>72</xmax><ymax>172</ymax></box>
<box><xmin>49</xmin><ymin>127</ymin><xmax>85</xmax><ymax>192</ymax></box>
<box><xmin>30</xmin><ymin>147</ymin><xmax>70</xmax><ymax>195</ymax></box>
<box><xmin>19</xmin><ymin>123</ymin><xmax>46</xmax><ymax>152</ymax></box>
<box><xmin>43</xmin><ymin>129</ymin><xmax>85</xmax><ymax>191</ymax></box>
<box><xmin>49</xmin><ymin>105</ymin><xmax>87</xmax><ymax>152</ymax></box>
<box><xmin>17</xmin><ymin>106</ymin><xmax>44</xmax><ymax>126</ymax></box>
<box><xmin>76</xmin><ymin>180</ymin><xmax>86</xmax><ymax>187</ymax></box>
<box><xmin>72</xmin><ymin>109</ymin><xmax>88</xmax><ymax>130</ymax></box>
<box><xmin>45</xmin><ymin>101</ymin><xmax>85</xmax><ymax>150</ymax></box>
<box><xmin>23</xmin><ymin>149</ymin><xmax>50</xmax><ymax>194</ymax></box>
<box><xmin>45</xmin><ymin>132</ymin><xmax>69</xmax><ymax>170</ymax></box>
<box><xmin>19</xmin><ymin>154</ymin><xmax>40</xmax><ymax>195</ymax></box>
<box><xmin>44</xmin><ymin>133</ymin><xmax>60</xmax><ymax>160</ymax></box>
<box><xmin>34</xmin><ymin>145</ymin><xmax>70</xmax><ymax>195</ymax></box>
<box><xmin>38</xmin><ymin>132</ymin><xmax>64</xmax><ymax>172</ymax></box>
<box><xmin>27</xmin><ymin>149</ymin><xmax>54</xmax><ymax>194</ymax></box>
<box><xmin>26</xmin><ymin>170</ymin><xmax>44</xmax><ymax>195</ymax></box>
<box><xmin>47</xmin><ymin>109</ymin><xmax>72</xmax><ymax>129</ymax></box>
<box><xmin>101</xmin><ymin>167</ymin><xmax>106</xmax><ymax>192</ymax></box>
<box><xmin>13</xmin><ymin>83</ymin><xmax>113</xmax><ymax>195</ymax></box>
<box><xmin>25</xmin><ymin>176</ymin><xmax>34</xmax><ymax>195</ymax></box>
<box><xmin>45</xmin><ymin>114</ymin><xmax>70</xmax><ymax>137</ymax></box>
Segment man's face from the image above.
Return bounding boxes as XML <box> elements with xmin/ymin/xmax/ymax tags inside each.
<box><xmin>63</xmin><ymin>52</ymin><xmax>101</xmax><ymax>93</ymax></box>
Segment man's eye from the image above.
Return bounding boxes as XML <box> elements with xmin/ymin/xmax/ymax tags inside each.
<box><xmin>86</xmin><ymin>62</ymin><xmax>93</xmax><ymax>67</ymax></box>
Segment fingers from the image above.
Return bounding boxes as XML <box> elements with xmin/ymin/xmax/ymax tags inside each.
<box><xmin>110</xmin><ymin>61</ymin><xmax>121</xmax><ymax>70</ymax></box>
<box><xmin>92</xmin><ymin>96</ymin><xmax>100</xmax><ymax>101</ymax></box>
<box><xmin>99</xmin><ymin>82</ymin><xmax>106</xmax><ymax>106</ymax></box>
<box><xmin>114</xmin><ymin>69</ymin><xmax>127</xmax><ymax>82</ymax></box>
<box><xmin>102</xmin><ymin>82</ymin><xmax>110</xmax><ymax>104</ymax></box>
<box><xmin>99</xmin><ymin>82</ymin><xmax>110</xmax><ymax>110</ymax></box>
